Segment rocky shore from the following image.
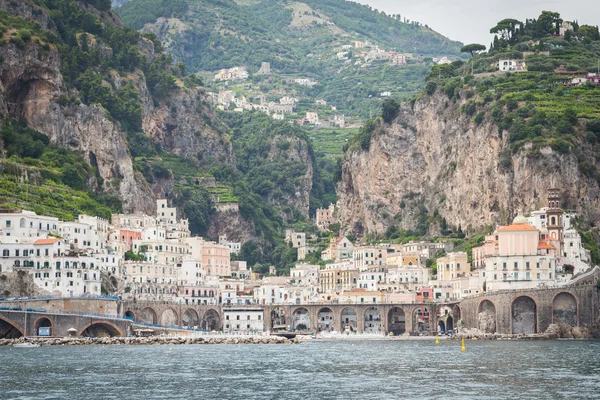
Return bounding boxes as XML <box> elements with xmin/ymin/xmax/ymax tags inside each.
<box><xmin>0</xmin><ymin>335</ymin><xmax>298</xmax><ymax>346</ymax></box>
<box><xmin>455</xmin><ymin>320</ymin><xmax>600</xmax><ymax>340</ymax></box>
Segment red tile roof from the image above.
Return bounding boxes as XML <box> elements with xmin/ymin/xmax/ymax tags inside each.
<box><xmin>538</xmin><ymin>241</ymin><xmax>555</xmax><ymax>250</ymax></box>
<box><xmin>498</xmin><ymin>223</ymin><xmax>538</xmax><ymax>232</ymax></box>
<box><xmin>34</xmin><ymin>238</ymin><xmax>60</xmax><ymax>245</ymax></box>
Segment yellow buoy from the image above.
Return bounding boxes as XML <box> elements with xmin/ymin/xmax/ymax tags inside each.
<box><xmin>461</xmin><ymin>337</ymin><xmax>466</xmax><ymax>352</ymax></box>
<box><xmin>435</xmin><ymin>335</ymin><xmax>439</xmax><ymax>345</ymax></box>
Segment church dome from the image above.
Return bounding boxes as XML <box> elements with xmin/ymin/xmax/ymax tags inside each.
<box><xmin>512</xmin><ymin>215</ymin><xmax>528</xmax><ymax>224</ymax></box>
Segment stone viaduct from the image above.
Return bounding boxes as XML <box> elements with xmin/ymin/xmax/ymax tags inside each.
<box><xmin>459</xmin><ymin>268</ymin><xmax>600</xmax><ymax>335</ymax></box>
<box><xmin>122</xmin><ymin>300</ymin><xmax>457</xmax><ymax>335</ymax></box>
<box><xmin>123</xmin><ymin>301</ymin><xmax>222</xmax><ymax>331</ymax></box>
<box><xmin>0</xmin><ymin>309</ymin><xmax>131</xmax><ymax>338</ymax></box>
<box><xmin>0</xmin><ymin>296</ymin><xmax>131</xmax><ymax>338</ymax></box>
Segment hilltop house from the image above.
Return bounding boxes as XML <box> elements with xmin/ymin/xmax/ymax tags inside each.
<box><xmin>499</xmin><ymin>59</ymin><xmax>527</xmax><ymax>72</ymax></box>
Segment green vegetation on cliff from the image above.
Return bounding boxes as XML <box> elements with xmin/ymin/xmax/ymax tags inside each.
<box><xmin>115</xmin><ymin>0</ymin><xmax>462</xmax><ymax>119</ymax></box>
<box><xmin>0</xmin><ymin>123</ymin><xmax>119</xmax><ymax>220</ymax></box>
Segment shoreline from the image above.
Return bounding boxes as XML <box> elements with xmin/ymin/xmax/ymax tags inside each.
<box><xmin>0</xmin><ymin>335</ymin><xmax>298</xmax><ymax>346</ymax></box>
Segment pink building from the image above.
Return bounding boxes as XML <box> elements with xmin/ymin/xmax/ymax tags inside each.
<box><xmin>472</xmin><ymin>234</ymin><xmax>497</xmax><ymax>269</ymax></box>
<box><xmin>316</xmin><ymin>203</ymin><xmax>335</xmax><ymax>230</ymax></box>
<box><xmin>203</xmin><ymin>243</ymin><xmax>231</xmax><ymax>277</ymax></box>
<box><xmin>415</xmin><ymin>286</ymin><xmax>434</xmax><ymax>302</ymax></box>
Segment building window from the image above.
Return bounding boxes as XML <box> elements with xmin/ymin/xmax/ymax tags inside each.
<box><xmin>526</xmin><ymin>262</ymin><xmax>530</xmax><ymax>270</ymax></box>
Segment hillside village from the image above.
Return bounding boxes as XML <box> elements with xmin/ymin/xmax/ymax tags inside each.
<box><xmin>1</xmin><ymin>188</ymin><xmax>595</xmax><ymax>332</ymax></box>
<box><xmin>207</xmin><ymin>39</ymin><xmax>453</xmax><ymax>126</ymax></box>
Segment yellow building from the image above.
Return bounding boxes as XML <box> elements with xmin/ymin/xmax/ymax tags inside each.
<box><xmin>319</xmin><ymin>268</ymin><xmax>359</xmax><ymax>293</ymax></box>
<box><xmin>437</xmin><ymin>252</ymin><xmax>470</xmax><ymax>282</ymax></box>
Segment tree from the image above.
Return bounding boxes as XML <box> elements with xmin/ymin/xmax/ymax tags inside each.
<box><xmin>460</xmin><ymin>43</ymin><xmax>486</xmax><ymax>57</ymax></box>
<box><xmin>381</xmin><ymin>98</ymin><xmax>400</xmax><ymax>124</ymax></box>
<box><xmin>536</xmin><ymin>11</ymin><xmax>562</xmax><ymax>36</ymax></box>
<box><xmin>490</xmin><ymin>19</ymin><xmax>522</xmax><ymax>43</ymax></box>
<box><xmin>578</xmin><ymin>25</ymin><xmax>600</xmax><ymax>41</ymax></box>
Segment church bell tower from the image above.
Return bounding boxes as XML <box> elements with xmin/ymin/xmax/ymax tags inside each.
<box><xmin>546</xmin><ymin>188</ymin><xmax>564</xmax><ymax>256</ymax></box>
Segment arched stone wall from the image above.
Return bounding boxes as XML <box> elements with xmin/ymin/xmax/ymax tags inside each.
<box><xmin>160</xmin><ymin>308</ymin><xmax>179</xmax><ymax>327</ymax></box>
<box><xmin>478</xmin><ymin>299</ymin><xmax>497</xmax><ymax>333</ymax></box>
<box><xmin>552</xmin><ymin>292</ymin><xmax>578</xmax><ymax>327</ymax></box>
<box><xmin>79</xmin><ymin>321</ymin><xmax>123</xmax><ymax>337</ymax></box>
<box><xmin>0</xmin><ymin>315</ymin><xmax>24</xmax><ymax>339</ymax></box>
<box><xmin>183</xmin><ymin>309</ymin><xmax>200</xmax><ymax>327</ymax></box>
<box><xmin>139</xmin><ymin>307</ymin><xmax>157</xmax><ymax>324</ymax></box>
<box><xmin>317</xmin><ymin>308</ymin><xmax>334</xmax><ymax>332</ymax></box>
<box><xmin>512</xmin><ymin>296</ymin><xmax>537</xmax><ymax>334</ymax></box>
<box><xmin>292</xmin><ymin>308</ymin><xmax>310</xmax><ymax>331</ymax></box>
<box><xmin>387</xmin><ymin>307</ymin><xmax>406</xmax><ymax>335</ymax></box>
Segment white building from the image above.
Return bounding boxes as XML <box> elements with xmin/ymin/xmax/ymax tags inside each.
<box><xmin>0</xmin><ymin>210</ymin><xmax>59</xmax><ymax>238</ymax></box>
<box><xmin>223</xmin><ymin>308</ymin><xmax>264</xmax><ymax>333</ymax></box>
<box><xmin>499</xmin><ymin>59</ymin><xmax>527</xmax><ymax>72</ymax></box>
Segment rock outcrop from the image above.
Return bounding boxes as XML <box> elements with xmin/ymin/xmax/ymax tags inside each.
<box><xmin>0</xmin><ymin>40</ymin><xmax>155</xmax><ymax>213</ymax></box>
<box><xmin>0</xmin><ymin>1</ymin><xmax>233</xmax><ymax>215</ymax></box>
<box><xmin>267</xmin><ymin>135</ymin><xmax>313</xmax><ymax>218</ymax></box>
<box><xmin>338</xmin><ymin>90</ymin><xmax>600</xmax><ymax>237</ymax></box>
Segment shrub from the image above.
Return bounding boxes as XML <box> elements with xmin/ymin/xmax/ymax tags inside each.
<box><xmin>425</xmin><ymin>81</ymin><xmax>437</xmax><ymax>95</ymax></box>
<box><xmin>382</xmin><ymin>98</ymin><xmax>400</xmax><ymax>124</ymax></box>
<box><xmin>474</xmin><ymin>111</ymin><xmax>485</xmax><ymax>125</ymax></box>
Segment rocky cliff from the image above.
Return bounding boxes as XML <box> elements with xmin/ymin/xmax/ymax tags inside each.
<box><xmin>0</xmin><ymin>34</ymin><xmax>155</xmax><ymax>213</ymax></box>
<box><xmin>267</xmin><ymin>135</ymin><xmax>313</xmax><ymax>218</ymax></box>
<box><xmin>0</xmin><ymin>1</ymin><xmax>232</xmax><ymax>214</ymax></box>
<box><xmin>338</xmin><ymin>90</ymin><xmax>600</xmax><ymax>237</ymax></box>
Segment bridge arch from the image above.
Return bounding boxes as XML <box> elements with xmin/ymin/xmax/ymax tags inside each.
<box><xmin>182</xmin><ymin>309</ymin><xmax>199</xmax><ymax>328</ymax></box>
<box><xmin>33</xmin><ymin>316</ymin><xmax>52</xmax><ymax>335</ymax></box>
<box><xmin>270</xmin><ymin>307</ymin><xmax>287</xmax><ymax>330</ymax></box>
<box><xmin>478</xmin><ymin>299</ymin><xmax>497</xmax><ymax>333</ymax></box>
<box><xmin>552</xmin><ymin>292</ymin><xmax>578</xmax><ymax>327</ymax></box>
<box><xmin>363</xmin><ymin>307</ymin><xmax>381</xmax><ymax>333</ymax></box>
<box><xmin>139</xmin><ymin>307</ymin><xmax>157</xmax><ymax>324</ymax></box>
<box><xmin>452</xmin><ymin>304</ymin><xmax>462</xmax><ymax>321</ymax></box>
<box><xmin>412</xmin><ymin>306</ymin><xmax>430</xmax><ymax>334</ymax></box>
<box><xmin>341</xmin><ymin>307</ymin><xmax>358</xmax><ymax>333</ymax></box>
<box><xmin>202</xmin><ymin>309</ymin><xmax>220</xmax><ymax>331</ymax></box>
<box><xmin>292</xmin><ymin>307</ymin><xmax>310</xmax><ymax>331</ymax></box>
<box><xmin>512</xmin><ymin>295</ymin><xmax>538</xmax><ymax>334</ymax></box>
<box><xmin>317</xmin><ymin>307</ymin><xmax>334</xmax><ymax>332</ymax></box>
<box><xmin>161</xmin><ymin>308</ymin><xmax>179</xmax><ymax>327</ymax></box>
<box><xmin>387</xmin><ymin>307</ymin><xmax>406</xmax><ymax>335</ymax></box>
<box><xmin>0</xmin><ymin>315</ymin><xmax>24</xmax><ymax>339</ymax></box>
<box><xmin>79</xmin><ymin>320</ymin><xmax>123</xmax><ymax>337</ymax></box>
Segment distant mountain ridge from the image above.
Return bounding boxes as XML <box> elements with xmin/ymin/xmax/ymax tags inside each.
<box><xmin>115</xmin><ymin>0</ymin><xmax>462</xmax><ymax>71</ymax></box>
<box><xmin>113</xmin><ymin>0</ymin><xmax>463</xmax><ymax>119</ymax></box>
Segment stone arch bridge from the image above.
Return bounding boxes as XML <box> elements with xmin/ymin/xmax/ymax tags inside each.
<box><xmin>460</xmin><ymin>269</ymin><xmax>600</xmax><ymax>335</ymax></box>
<box><xmin>0</xmin><ymin>309</ymin><xmax>131</xmax><ymax>338</ymax></box>
<box><xmin>123</xmin><ymin>301</ymin><xmax>222</xmax><ymax>331</ymax></box>
<box><xmin>123</xmin><ymin>301</ymin><xmax>451</xmax><ymax>335</ymax></box>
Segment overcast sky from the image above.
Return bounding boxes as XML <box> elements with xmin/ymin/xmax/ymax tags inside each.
<box><xmin>355</xmin><ymin>0</ymin><xmax>600</xmax><ymax>46</ymax></box>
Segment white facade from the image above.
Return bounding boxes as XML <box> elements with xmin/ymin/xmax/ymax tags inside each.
<box><xmin>223</xmin><ymin>309</ymin><xmax>264</xmax><ymax>333</ymax></box>
<box><xmin>0</xmin><ymin>210</ymin><xmax>59</xmax><ymax>238</ymax></box>
<box><xmin>358</xmin><ymin>269</ymin><xmax>386</xmax><ymax>290</ymax></box>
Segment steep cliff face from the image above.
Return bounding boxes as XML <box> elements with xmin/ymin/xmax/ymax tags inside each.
<box><xmin>267</xmin><ymin>135</ymin><xmax>313</xmax><ymax>218</ymax></box>
<box><xmin>0</xmin><ymin>38</ymin><xmax>155</xmax><ymax>213</ymax></box>
<box><xmin>338</xmin><ymin>91</ymin><xmax>600</xmax><ymax>237</ymax></box>
<box><xmin>111</xmin><ymin>69</ymin><xmax>233</xmax><ymax>164</ymax></box>
<box><xmin>0</xmin><ymin>1</ymin><xmax>233</xmax><ymax>215</ymax></box>
<box><xmin>208</xmin><ymin>204</ymin><xmax>256</xmax><ymax>245</ymax></box>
